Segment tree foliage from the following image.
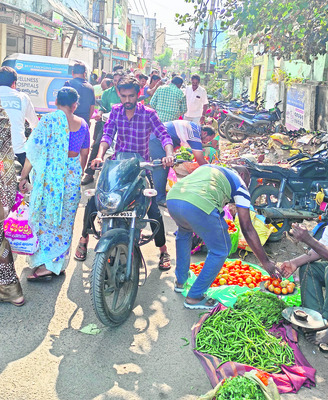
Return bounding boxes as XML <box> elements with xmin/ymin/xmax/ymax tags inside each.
<box><xmin>176</xmin><ymin>0</ymin><xmax>328</xmax><ymax>64</ymax></box>
<box><xmin>155</xmin><ymin>48</ymin><xmax>173</xmax><ymax>69</ymax></box>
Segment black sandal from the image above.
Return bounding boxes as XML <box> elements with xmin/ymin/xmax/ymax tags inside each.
<box><xmin>159</xmin><ymin>252</ymin><xmax>171</xmax><ymax>271</ymax></box>
<box><xmin>74</xmin><ymin>239</ymin><xmax>88</xmax><ymax>261</ymax></box>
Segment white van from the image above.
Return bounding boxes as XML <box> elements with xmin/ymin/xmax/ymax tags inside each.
<box><xmin>2</xmin><ymin>53</ymin><xmax>91</xmax><ymax>114</ymax></box>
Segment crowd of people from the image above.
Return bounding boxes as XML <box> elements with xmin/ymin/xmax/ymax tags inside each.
<box><xmin>0</xmin><ymin>61</ymin><xmax>328</xmax><ymax>344</ymax></box>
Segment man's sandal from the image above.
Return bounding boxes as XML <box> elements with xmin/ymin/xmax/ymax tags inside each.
<box><xmin>159</xmin><ymin>252</ymin><xmax>171</xmax><ymax>271</ymax></box>
<box><xmin>74</xmin><ymin>240</ymin><xmax>88</xmax><ymax>261</ymax></box>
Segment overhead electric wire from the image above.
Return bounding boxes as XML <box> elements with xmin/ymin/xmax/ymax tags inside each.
<box><xmin>142</xmin><ymin>0</ymin><xmax>149</xmax><ymax>15</ymax></box>
<box><xmin>137</xmin><ymin>0</ymin><xmax>146</xmax><ymax>15</ymax></box>
<box><xmin>131</xmin><ymin>0</ymin><xmax>139</xmax><ymax>13</ymax></box>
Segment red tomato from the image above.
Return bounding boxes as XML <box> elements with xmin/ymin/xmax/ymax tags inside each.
<box><xmin>261</xmin><ymin>275</ymin><xmax>271</xmax><ymax>281</ymax></box>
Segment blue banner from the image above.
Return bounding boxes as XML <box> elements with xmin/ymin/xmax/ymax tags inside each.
<box><xmin>14</xmin><ymin>61</ymin><xmax>69</xmax><ymax>77</ymax></box>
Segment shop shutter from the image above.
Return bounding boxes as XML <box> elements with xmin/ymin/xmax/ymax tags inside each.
<box><xmin>7</xmin><ymin>25</ymin><xmax>24</xmax><ymax>38</ymax></box>
<box><xmin>51</xmin><ymin>40</ymin><xmax>62</xmax><ymax>57</ymax></box>
<box><xmin>6</xmin><ymin>25</ymin><xmax>25</xmax><ymax>56</ymax></box>
<box><xmin>31</xmin><ymin>36</ymin><xmax>47</xmax><ymax>56</ymax></box>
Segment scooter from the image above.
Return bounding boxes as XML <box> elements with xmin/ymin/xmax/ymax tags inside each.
<box><xmin>224</xmin><ymin>101</ymin><xmax>283</xmax><ymax>143</ymax></box>
<box><xmin>244</xmin><ymin>146</ymin><xmax>328</xmax><ymax>241</ymax></box>
<box><xmin>89</xmin><ymin>153</ymin><xmax>181</xmax><ymax>327</ymax></box>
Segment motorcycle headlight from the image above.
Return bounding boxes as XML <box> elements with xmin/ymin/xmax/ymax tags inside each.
<box><xmin>97</xmin><ymin>192</ymin><xmax>121</xmax><ymax>213</ymax></box>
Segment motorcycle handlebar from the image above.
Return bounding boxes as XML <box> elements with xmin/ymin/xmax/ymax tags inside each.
<box><xmin>140</xmin><ymin>158</ymin><xmax>185</xmax><ymax>169</ymax></box>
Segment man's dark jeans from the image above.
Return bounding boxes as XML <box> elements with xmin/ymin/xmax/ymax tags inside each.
<box><xmin>82</xmin><ymin>173</ymin><xmax>166</xmax><ymax>248</ymax></box>
<box><xmin>85</xmin><ymin>121</ymin><xmax>104</xmax><ymax>176</ymax></box>
<box><xmin>15</xmin><ymin>152</ymin><xmax>26</xmax><ymax>167</ymax></box>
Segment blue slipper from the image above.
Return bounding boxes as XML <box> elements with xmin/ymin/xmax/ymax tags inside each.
<box><xmin>174</xmin><ymin>282</ymin><xmax>185</xmax><ymax>293</ymax></box>
<box><xmin>184</xmin><ymin>297</ymin><xmax>219</xmax><ymax>310</ymax></box>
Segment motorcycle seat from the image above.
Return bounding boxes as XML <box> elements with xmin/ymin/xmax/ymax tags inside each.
<box><xmin>247</xmin><ymin>162</ymin><xmax>298</xmax><ymax>176</ymax></box>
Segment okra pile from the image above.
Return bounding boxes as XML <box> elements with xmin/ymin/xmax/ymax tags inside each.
<box><xmin>195</xmin><ymin>308</ymin><xmax>295</xmax><ymax>373</ymax></box>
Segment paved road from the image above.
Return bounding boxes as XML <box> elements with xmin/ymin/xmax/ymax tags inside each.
<box><xmin>0</xmin><ymin>197</ymin><xmax>327</xmax><ymax>399</ymax></box>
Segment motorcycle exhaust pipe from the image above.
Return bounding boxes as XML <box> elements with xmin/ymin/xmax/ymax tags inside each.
<box><xmin>261</xmin><ymin>207</ymin><xmax>319</xmax><ymax>219</ymax></box>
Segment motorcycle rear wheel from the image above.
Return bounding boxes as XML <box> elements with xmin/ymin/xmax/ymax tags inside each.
<box><xmin>251</xmin><ymin>185</ymin><xmax>292</xmax><ymax>242</ymax></box>
<box><xmin>91</xmin><ymin>239</ymin><xmax>140</xmax><ymax>326</ymax></box>
<box><xmin>224</xmin><ymin>120</ymin><xmax>247</xmax><ymax>143</ymax></box>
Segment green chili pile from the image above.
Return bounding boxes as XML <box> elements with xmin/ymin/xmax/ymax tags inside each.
<box><xmin>234</xmin><ymin>290</ymin><xmax>286</xmax><ymax>329</ymax></box>
<box><xmin>195</xmin><ymin>308</ymin><xmax>295</xmax><ymax>373</ymax></box>
<box><xmin>215</xmin><ymin>376</ymin><xmax>266</xmax><ymax>400</ymax></box>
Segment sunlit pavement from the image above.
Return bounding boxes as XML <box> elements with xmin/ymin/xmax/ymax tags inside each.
<box><xmin>0</xmin><ymin>196</ymin><xmax>327</xmax><ymax>399</ymax></box>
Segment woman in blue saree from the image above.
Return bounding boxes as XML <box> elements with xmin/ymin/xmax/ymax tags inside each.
<box><xmin>19</xmin><ymin>88</ymin><xmax>90</xmax><ymax>281</ymax></box>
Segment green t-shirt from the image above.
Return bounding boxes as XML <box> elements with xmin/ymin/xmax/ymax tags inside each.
<box><xmin>167</xmin><ymin>166</ymin><xmax>232</xmax><ymax>214</ymax></box>
<box><xmin>101</xmin><ymin>87</ymin><xmax>121</xmax><ymax>112</ymax></box>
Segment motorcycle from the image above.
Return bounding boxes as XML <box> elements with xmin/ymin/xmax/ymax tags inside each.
<box><xmin>88</xmin><ymin>153</ymin><xmax>180</xmax><ymax>327</ymax></box>
<box><xmin>216</xmin><ymin>93</ymin><xmax>264</xmax><ymax>139</ymax></box>
<box><xmin>224</xmin><ymin>101</ymin><xmax>283</xmax><ymax>143</ymax></box>
<box><xmin>244</xmin><ymin>146</ymin><xmax>328</xmax><ymax>242</ymax></box>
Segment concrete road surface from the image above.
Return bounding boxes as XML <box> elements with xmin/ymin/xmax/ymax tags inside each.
<box><xmin>0</xmin><ymin>198</ymin><xmax>327</xmax><ymax>399</ymax></box>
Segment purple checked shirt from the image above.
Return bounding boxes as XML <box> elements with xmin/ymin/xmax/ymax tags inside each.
<box><xmin>101</xmin><ymin>103</ymin><xmax>173</xmax><ymax>161</ymax></box>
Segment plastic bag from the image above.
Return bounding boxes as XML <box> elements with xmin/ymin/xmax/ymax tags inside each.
<box><xmin>4</xmin><ymin>199</ymin><xmax>39</xmax><ymax>255</ymax></box>
<box><xmin>235</xmin><ymin>211</ymin><xmax>274</xmax><ymax>252</ymax></box>
<box><xmin>166</xmin><ymin>167</ymin><xmax>177</xmax><ymax>192</ymax></box>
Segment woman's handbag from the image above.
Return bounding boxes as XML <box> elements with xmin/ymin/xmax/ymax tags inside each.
<box><xmin>4</xmin><ymin>196</ymin><xmax>39</xmax><ymax>255</ymax></box>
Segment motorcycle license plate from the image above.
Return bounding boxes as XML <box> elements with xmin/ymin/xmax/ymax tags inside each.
<box><xmin>106</xmin><ymin>211</ymin><xmax>136</xmax><ymax>218</ymax></box>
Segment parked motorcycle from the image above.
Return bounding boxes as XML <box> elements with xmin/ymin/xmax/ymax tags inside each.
<box><xmin>89</xmin><ymin>153</ymin><xmax>180</xmax><ymax>326</ymax></box>
<box><xmin>216</xmin><ymin>93</ymin><xmax>264</xmax><ymax>139</ymax></box>
<box><xmin>224</xmin><ymin>101</ymin><xmax>283</xmax><ymax>143</ymax></box>
<box><xmin>244</xmin><ymin>146</ymin><xmax>328</xmax><ymax>241</ymax></box>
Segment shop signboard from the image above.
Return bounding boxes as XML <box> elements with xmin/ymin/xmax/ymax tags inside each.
<box><xmin>81</xmin><ymin>34</ymin><xmax>99</xmax><ymax>51</ymax></box>
<box><xmin>285</xmin><ymin>87</ymin><xmax>305</xmax><ymax>130</ymax></box>
<box><xmin>21</xmin><ymin>14</ymin><xmax>56</xmax><ymax>38</ymax></box>
<box><xmin>102</xmin><ymin>47</ymin><xmax>111</xmax><ymax>57</ymax></box>
<box><xmin>112</xmin><ymin>50</ymin><xmax>129</xmax><ymax>61</ymax></box>
<box><xmin>52</xmin><ymin>11</ymin><xmax>63</xmax><ymax>26</ymax></box>
<box><xmin>0</xmin><ymin>10</ymin><xmax>21</xmax><ymax>25</ymax></box>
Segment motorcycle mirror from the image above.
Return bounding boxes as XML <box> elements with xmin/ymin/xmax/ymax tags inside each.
<box><xmin>84</xmin><ymin>189</ymin><xmax>96</xmax><ymax>197</ymax></box>
<box><xmin>143</xmin><ymin>189</ymin><xmax>157</xmax><ymax>197</ymax></box>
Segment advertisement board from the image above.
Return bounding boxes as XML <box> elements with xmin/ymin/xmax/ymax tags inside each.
<box><xmin>3</xmin><ymin>55</ymin><xmax>72</xmax><ymax>113</ymax></box>
<box><xmin>285</xmin><ymin>87</ymin><xmax>305</xmax><ymax>130</ymax></box>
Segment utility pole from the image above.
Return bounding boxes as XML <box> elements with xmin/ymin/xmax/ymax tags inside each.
<box><xmin>98</xmin><ymin>0</ymin><xmax>106</xmax><ymax>71</ymax></box>
<box><xmin>205</xmin><ymin>0</ymin><xmax>215</xmax><ymax>84</ymax></box>
<box><xmin>109</xmin><ymin>0</ymin><xmax>116</xmax><ymax>72</ymax></box>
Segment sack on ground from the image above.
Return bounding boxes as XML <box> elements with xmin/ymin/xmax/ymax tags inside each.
<box><xmin>235</xmin><ymin>211</ymin><xmax>274</xmax><ymax>251</ymax></box>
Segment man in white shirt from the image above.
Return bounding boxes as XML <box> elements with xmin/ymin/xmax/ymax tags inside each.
<box><xmin>0</xmin><ymin>66</ymin><xmax>39</xmax><ymax>166</ymax></box>
<box><xmin>281</xmin><ymin>223</ymin><xmax>328</xmax><ymax>345</ymax></box>
<box><xmin>184</xmin><ymin>74</ymin><xmax>208</xmax><ymax>124</ymax></box>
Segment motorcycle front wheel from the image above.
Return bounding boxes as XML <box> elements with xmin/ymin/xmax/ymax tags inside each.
<box><xmin>224</xmin><ymin>120</ymin><xmax>247</xmax><ymax>143</ymax></box>
<box><xmin>91</xmin><ymin>239</ymin><xmax>140</xmax><ymax>326</ymax></box>
<box><xmin>217</xmin><ymin>118</ymin><xmax>227</xmax><ymax>139</ymax></box>
<box><xmin>251</xmin><ymin>185</ymin><xmax>292</xmax><ymax>242</ymax></box>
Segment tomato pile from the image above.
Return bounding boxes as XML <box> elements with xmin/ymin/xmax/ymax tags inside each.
<box><xmin>263</xmin><ymin>277</ymin><xmax>295</xmax><ymax>295</ymax></box>
<box><xmin>190</xmin><ymin>259</ymin><xmax>264</xmax><ymax>288</ymax></box>
<box><xmin>225</xmin><ymin>219</ymin><xmax>237</xmax><ymax>234</ymax></box>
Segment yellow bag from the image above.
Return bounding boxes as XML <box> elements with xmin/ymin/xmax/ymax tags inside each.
<box><xmin>234</xmin><ymin>211</ymin><xmax>274</xmax><ymax>251</ymax></box>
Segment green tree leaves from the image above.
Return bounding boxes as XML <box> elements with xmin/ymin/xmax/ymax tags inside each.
<box><xmin>155</xmin><ymin>48</ymin><xmax>173</xmax><ymax>69</ymax></box>
<box><xmin>176</xmin><ymin>0</ymin><xmax>328</xmax><ymax>64</ymax></box>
